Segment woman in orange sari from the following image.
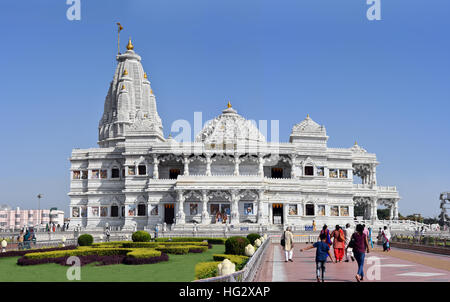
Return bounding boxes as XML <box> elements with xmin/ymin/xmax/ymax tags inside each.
<box><xmin>331</xmin><ymin>225</ymin><xmax>345</xmax><ymax>262</ymax></box>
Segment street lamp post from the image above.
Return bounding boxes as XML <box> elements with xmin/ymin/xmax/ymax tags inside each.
<box><xmin>37</xmin><ymin>194</ymin><xmax>43</xmax><ymax>230</ymax></box>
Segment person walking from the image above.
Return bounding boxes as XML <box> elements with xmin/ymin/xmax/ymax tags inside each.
<box><xmin>381</xmin><ymin>226</ymin><xmax>391</xmax><ymax>252</ymax></box>
<box><xmin>350</xmin><ymin>224</ymin><xmax>370</xmax><ymax>282</ymax></box>
<box><xmin>105</xmin><ymin>227</ymin><xmax>111</xmax><ymax>242</ymax></box>
<box><xmin>331</xmin><ymin>225</ymin><xmax>345</xmax><ymax>262</ymax></box>
<box><xmin>300</xmin><ymin>232</ymin><xmax>335</xmax><ymax>282</ymax></box>
<box><xmin>368</xmin><ymin>227</ymin><xmax>374</xmax><ymax>248</ymax></box>
<box><xmin>344</xmin><ymin>223</ymin><xmax>355</xmax><ymax>262</ymax></box>
<box><xmin>17</xmin><ymin>231</ymin><xmax>24</xmax><ymax>250</ymax></box>
<box><xmin>319</xmin><ymin>225</ymin><xmax>332</xmax><ymax>247</ymax></box>
<box><xmin>282</xmin><ymin>227</ymin><xmax>294</xmax><ymax>262</ymax></box>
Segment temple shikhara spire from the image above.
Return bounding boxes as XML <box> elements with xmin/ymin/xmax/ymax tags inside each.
<box><xmin>69</xmin><ymin>33</ymin><xmax>403</xmax><ymax>233</ymax></box>
<box><xmin>98</xmin><ymin>35</ymin><xmax>164</xmax><ymax>148</ymax></box>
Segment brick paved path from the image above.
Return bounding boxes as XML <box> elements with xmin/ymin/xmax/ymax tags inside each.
<box><xmin>255</xmin><ymin>243</ymin><xmax>450</xmax><ymax>282</ymax></box>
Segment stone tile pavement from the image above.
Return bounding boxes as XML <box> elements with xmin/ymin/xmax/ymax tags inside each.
<box><xmin>255</xmin><ymin>243</ymin><xmax>449</xmax><ymax>282</ymax></box>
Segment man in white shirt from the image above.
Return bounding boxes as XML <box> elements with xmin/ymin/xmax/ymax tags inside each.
<box><xmin>344</xmin><ymin>223</ymin><xmax>355</xmax><ymax>262</ymax></box>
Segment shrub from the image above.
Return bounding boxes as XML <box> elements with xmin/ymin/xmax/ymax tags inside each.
<box><xmin>195</xmin><ymin>261</ymin><xmax>221</xmax><ymax>280</ymax></box>
<box><xmin>24</xmin><ymin>248</ymin><xmax>132</xmax><ymax>259</ymax></box>
<box><xmin>225</xmin><ymin>236</ymin><xmax>250</xmax><ymax>256</ymax></box>
<box><xmin>126</xmin><ymin>249</ymin><xmax>161</xmax><ymax>258</ymax></box>
<box><xmin>155</xmin><ymin>237</ymin><xmax>226</xmax><ymax>244</ymax></box>
<box><xmin>213</xmin><ymin>254</ymin><xmax>249</xmax><ymax>270</ymax></box>
<box><xmin>0</xmin><ymin>246</ymin><xmax>76</xmax><ymax>259</ymax></box>
<box><xmin>246</xmin><ymin>233</ymin><xmax>260</xmax><ymax>245</ymax></box>
<box><xmin>158</xmin><ymin>242</ymin><xmax>208</xmax><ymax>247</ymax></box>
<box><xmin>78</xmin><ymin>234</ymin><xmax>94</xmax><ymax>246</ymax></box>
<box><xmin>123</xmin><ymin>253</ymin><xmax>169</xmax><ymax>265</ymax></box>
<box><xmin>92</xmin><ymin>241</ymin><xmax>125</xmax><ymax>248</ymax></box>
<box><xmin>122</xmin><ymin>242</ymin><xmax>159</xmax><ymax>249</ymax></box>
<box><xmin>155</xmin><ymin>246</ymin><xmax>189</xmax><ymax>254</ymax></box>
<box><xmin>132</xmin><ymin>231</ymin><xmax>151</xmax><ymax>242</ymax></box>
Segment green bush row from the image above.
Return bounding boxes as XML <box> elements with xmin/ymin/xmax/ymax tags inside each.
<box><xmin>122</xmin><ymin>242</ymin><xmax>159</xmax><ymax>248</ymax></box>
<box><xmin>126</xmin><ymin>249</ymin><xmax>162</xmax><ymax>259</ymax></box>
<box><xmin>212</xmin><ymin>254</ymin><xmax>249</xmax><ymax>270</ymax></box>
<box><xmin>195</xmin><ymin>261</ymin><xmax>221</xmax><ymax>280</ymax></box>
<box><xmin>155</xmin><ymin>237</ymin><xmax>226</xmax><ymax>244</ymax></box>
<box><xmin>24</xmin><ymin>248</ymin><xmax>133</xmax><ymax>259</ymax></box>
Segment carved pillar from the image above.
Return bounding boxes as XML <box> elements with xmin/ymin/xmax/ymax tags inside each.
<box><xmin>176</xmin><ymin>190</ymin><xmax>185</xmax><ymax>224</ymax></box>
<box><xmin>258</xmin><ymin>154</ymin><xmax>264</xmax><ymax>177</ymax></box>
<box><xmin>257</xmin><ymin>190</ymin><xmax>265</xmax><ymax>223</ymax></box>
<box><xmin>394</xmin><ymin>200</ymin><xmax>399</xmax><ymax>220</ymax></box>
<box><xmin>205</xmin><ymin>154</ymin><xmax>212</xmax><ymax>176</ymax></box>
<box><xmin>290</xmin><ymin>155</ymin><xmax>297</xmax><ymax>179</ymax></box>
<box><xmin>230</xmin><ymin>190</ymin><xmax>240</xmax><ymax>224</ymax></box>
<box><xmin>371</xmin><ymin>197</ymin><xmax>378</xmax><ymax>220</ymax></box>
<box><xmin>389</xmin><ymin>202</ymin><xmax>394</xmax><ymax>220</ymax></box>
<box><xmin>372</xmin><ymin>165</ymin><xmax>377</xmax><ymax>186</ymax></box>
<box><xmin>152</xmin><ymin>155</ymin><xmax>159</xmax><ymax>179</ymax></box>
<box><xmin>269</xmin><ymin>203</ymin><xmax>273</xmax><ymax>224</ymax></box>
<box><xmin>201</xmin><ymin>190</ymin><xmax>210</xmax><ymax>224</ymax></box>
<box><xmin>183</xmin><ymin>155</ymin><xmax>189</xmax><ymax>176</ymax></box>
<box><xmin>234</xmin><ymin>154</ymin><xmax>240</xmax><ymax>176</ymax></box>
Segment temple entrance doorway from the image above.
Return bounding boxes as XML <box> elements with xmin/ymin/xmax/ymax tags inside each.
<box><xmin>273</xmin><ymin>204</ymin><xmax>283</xmax><ymax>224</ymax></box>
<box><xmin>164</xmin><ymin>204</ymin><xmax>175</xmax><ymax>224</ymax></box>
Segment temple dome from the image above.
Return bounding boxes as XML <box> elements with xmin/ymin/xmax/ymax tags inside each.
<box><xmin>195</xmin><ymin>104</ymin><xmax>266</xmax><ymax>144</ymax></box>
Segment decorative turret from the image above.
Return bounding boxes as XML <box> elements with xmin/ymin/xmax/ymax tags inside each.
<box><xmin>98</xmin><ymin>39</ymin><xmax>164</xmax><ymax>147</ymax></box>
<box><xmin>289</xmin><ymin>114</ymin><xmax>328</xmax><ymax>147</ymax></box>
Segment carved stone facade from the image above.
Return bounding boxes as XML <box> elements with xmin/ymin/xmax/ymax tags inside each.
<box><xmin>68</xmin><ymin>43</ymin><xmax>401</xmax><ymax>231</ymax></box>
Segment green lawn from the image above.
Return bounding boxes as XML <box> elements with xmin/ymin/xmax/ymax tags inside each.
<box><xmin>0</xmin><ymin>245</ymin><xmax>225</xmax><ymax>282</ymax></box>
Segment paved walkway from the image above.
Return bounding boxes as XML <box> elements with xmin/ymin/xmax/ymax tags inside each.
<box><xmin>255</xmin><ymin>243</ymin><xmax>450</xmax><ymax>282</ymax></box>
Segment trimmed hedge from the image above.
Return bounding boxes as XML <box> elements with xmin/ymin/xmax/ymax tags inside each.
<box><xmin>0</xmin><ymin>246</ymin><xmax>77</xmax><ymax>258</ymax></box>
<box><xmin>154</xmin><ymin>245</ymin><xmax>208</xmax><ymax>254</ymax></box>
<box><xmin>212</xmin><ymin>254</ymin><xmax>249</xmax><ymax>270</ymax></box>
<box><xmin>24</xmin><ymin>248</ymin><xmax>133</xmax><ymax>259</ymax></box>
<box><xmin>225</xmin><ymin>236</ymin><xmax>250</xmax><ymax>256</ymax></box>
<box><xmin>122</xmin><ymin>242</ymin><xmax>159</xmax><ymax>249</ymax></box>
<box><xmin>126</xmin><ymin>249</ymin><xmax>162</xmax><ymax>259</ymax></box>
<box><xmin>155</xmin><ymin>237</ymin><xmax>226</xmax><ymax>244</ymax></box>
<box><xmin>158</xmin><ymin>242</ymin><xmax>208</xmax><ymax>247</ymax></box>
<box><xmin>78</xmin><ymin>234</ymin><xmax>94</xmax><ymax>246</ymax></box>
<box><xmin>132</xmin><ymin>231</ymin><xmax>151</xmax><ymax>242</ymax></box>
<box><xmin>195</xmin><ymin>261</ymin><xmax>221</xmax><ymax>280</ymax></box>
<box><xmin>155</xmin><ymin>246</ymin><xmax>189</xmax><ymax>254</ymax></box>
<box><xmin>123</xmin><ymin>253</ymin><xmax>169</xmax><ymax>265</ymax></box>
<box><xmin>92</xmin><ymin>241</ymin><xmax>126</xmax><ymax>248</ymax></box>
<box><xmin>246</xmin><ymin>233</ymin><xmax>261</xmax><ymax>245</ymax></box>
<box><xmin>18</xmin><ymin>253</ymin><xmax>169</xmax><ymax>266</ymax></box>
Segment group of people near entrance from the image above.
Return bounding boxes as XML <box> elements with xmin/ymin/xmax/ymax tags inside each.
<box><xmin>281</xmin><ymin>224</ymin><xmax>392</xmax><ymax>282</ymax></box>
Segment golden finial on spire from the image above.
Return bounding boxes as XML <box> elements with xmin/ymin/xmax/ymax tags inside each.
<box><xmin>126</xmin><ymin>37</ymin><xmax>134</xmax><ymax>50</ymax></box>
<box><xmin>144</xmin><ymin>72</ymin><xmax>147</xmax><ymax>79</ymax></box>
<box><xmin>355</xmin><ymin>141</ymin><xmax>358</xmax><ymax>146</ymax></box>
<box><xmin>227</xmin><ymin>101</ymin><xmax>232</xmax><ymax>108</ymax></box>
<box><xmin>307</xmin><ymin>114</ymin><xmax>310</xmax><ymax>118</ymax></box>
<box><xmin>121</xmin><ymin>84</ymin><xmax>126</xmax><ymax>90</ymax></box>
<box><xmin>150</xmin><ymin>89</ymin><xmax>153</xmax><ymax>94</ymax></box>
<box><xmin>123</xmin><ymin>69</ymin><xmax>128</xmax><ymax>76</ymax></box>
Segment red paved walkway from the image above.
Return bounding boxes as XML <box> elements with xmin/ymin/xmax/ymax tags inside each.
<box><xmin>255</xmin><ymin>243</ymin><xmax>450</xmax><ymax>282</ymax></box>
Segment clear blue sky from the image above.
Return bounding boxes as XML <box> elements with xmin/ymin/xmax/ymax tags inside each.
<box><xmin>0</xmin><ymin>0</ymin><xmax>449</xmax><ymax>218</ymax></box>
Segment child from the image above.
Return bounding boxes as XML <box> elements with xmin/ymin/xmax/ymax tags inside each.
<box><xmin>300</xmin><ymin>233</ymin><xmax>335</xmax><ymax>282</ymax></box>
